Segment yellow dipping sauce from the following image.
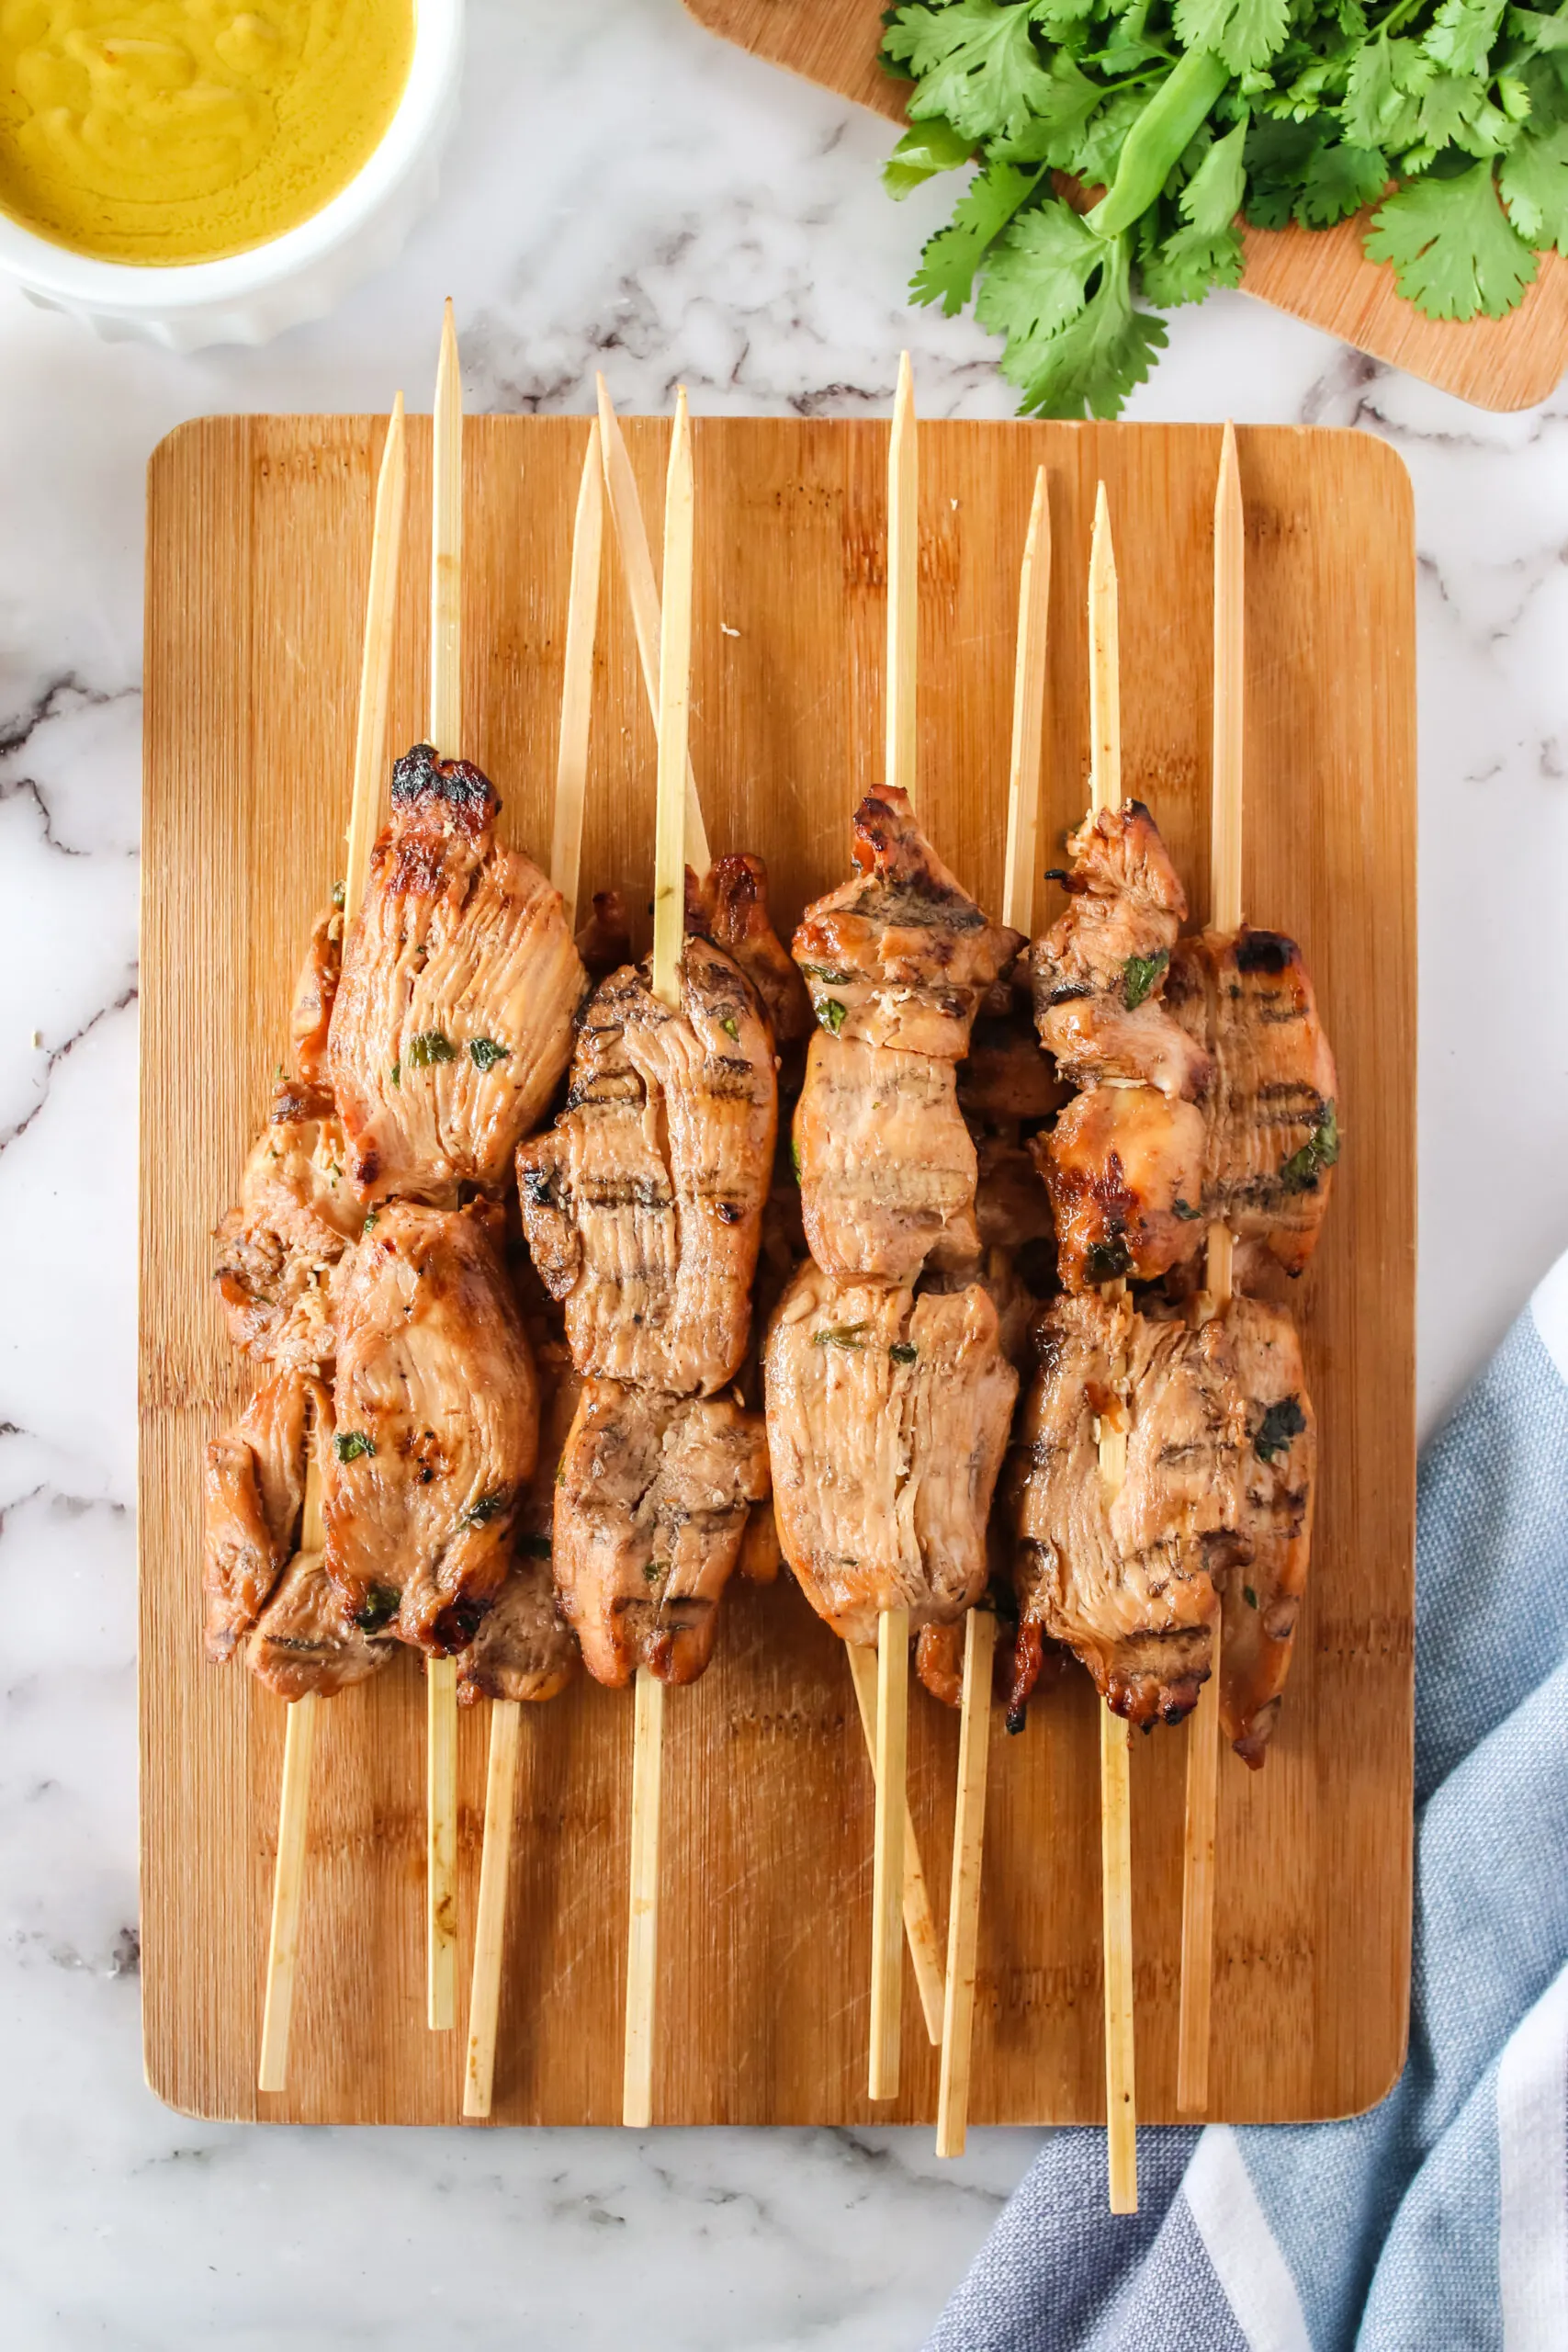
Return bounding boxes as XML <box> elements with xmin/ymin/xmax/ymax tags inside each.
<box><xmin>0</xmin><ymin>1</ymin><xmax>416</xmax><ymax>265</ymax></box>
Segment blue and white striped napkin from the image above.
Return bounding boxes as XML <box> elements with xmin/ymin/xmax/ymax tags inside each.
<box><xmin>930</xmin><ymin>1254</ymin><xmax>1568</xmax><ymax>2351</ymax></box>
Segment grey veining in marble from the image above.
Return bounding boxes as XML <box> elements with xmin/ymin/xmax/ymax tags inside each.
<box><xmin>2</xmin><ymin>1</ymin><xmax>1565</xmax><ymax>2343</ymax></box>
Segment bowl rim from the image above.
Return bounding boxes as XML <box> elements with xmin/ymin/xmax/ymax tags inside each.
<box><xmin>0</xmin><ymin>0</ymin><xmax>463</xmax><ymax>310</ymax></box>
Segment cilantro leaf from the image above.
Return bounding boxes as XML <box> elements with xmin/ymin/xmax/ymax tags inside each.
<box><xmin>883</xmin><ymin>0</ymin><xmax>1058</xmax><ymax>142</ymax></box>
<box><xmin>1180</xmin><ymin>119</ymin><xmax>1250</xmax><ymax>231</ymax></box>
<box><xmin>1422</xmin><ymin>0</ymin><xmax>1508</xmax><ymax>76</ymax></box>
<box><xmin>1175</xmin><ymin>0</ymin><xmax>1293</xmax><ymax>76</ymax></box>
<box><xmin>1367</xmin><ymin>163</ymin><xmax>1537</xmax><ymax>316</ymax></box>
<box><xmin>1341</xmin><ymin>34</ymin><xmax>1427</xmax><ymax>151</ymax></box>
<box><xmin>1507</xmin><ymin>2</ymin><xmax>1568</xmax><ymax>50</ymax></box>
<box><xmin>1297</xmin><ymin>139</ymin><xmax>1389</xmax><ymax>222</ymax></box>
<box><xmin>1243</xmin><ymin>114</ymin><xmax>1324</xmax><ymax>225</ymax></box>
<box><xmin>1500</xmin><ymin>117</ymin><xmax>1568</xmax><ymax>245</ymax></box>
<box><xmin>913</xmin><ymin>161</ymin><xmax>1042</xmax><ymax>311</ymax></box>
<box><xmin>987</xmin><ymin>50</ymin><xmax>1105</xmax><ymax>164</ymax></box>
<box><xmin>884</xmin><ymin>117</ymin><xmax>976</xmax><ymax>198</ymax></box>
<box><xmin>1141</xmin><ymin>220</ymin><xmax>1247</xmax><ymax>301</ymax></box>
<box><xmin>1416</xmin><ymin>72</ymin><xmax>1517</xmax><ymax>157</ymax></box>
<box><xmin>985</xmin><ymin>219</ymin><xmax>1168</xmax><ymax>417</ymax></box>
<box><xmin>976</xmin><ymin>198</ymin><xmax>1106</xmax><ymax>344</ymax></box>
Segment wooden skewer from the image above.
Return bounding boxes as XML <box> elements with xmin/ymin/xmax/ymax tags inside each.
<box><xmin>936</xmin><ymin>463</ymin><xmax>1052</xmax><ymax>2158</ymax></box>
<box><xmin>886</xmin><ymin>352</ymin><xmax>919</xmax><ymax>808</ymax></box>
<box><xmin>1100</xmin><ymin>1702</ymin><xmax>1137</xmax><ymax>2206</ymax></box>
<box><xmin>594</xmin><ymin>374</ymin><xmax>710</xmax><ymax>876</ymax></box>
<box><xmin>869</xmin><ymin>1604</ymin><xmax>910</xmax><ymax>2100</ymax></box>
<box><xmin>623</xmin><ymin>389</ymin><xmax>694</xmax><ymax>2131</ymax></box>
<box><xmin>845</xmin><ymin>1644</ymin><xmax>945</xmax><ymax>2045</ymax></box>
<box><xmin>935</xmin><ymin>1607</ymin><xmax>997</xmax><ymax>2156</ymax></box>
<box><xmin>257</xmin><ymin>396</ymin><xmax>407</xmax><ymax>2095</ymax></box>
<box><xmin>867</xmin><ymin>354</ymin><xmax>919</xmax><ymax>2105</ymax></box>
<box><xmin>1177</xmin><ymin>422</ymin><xmax>1245</xmax><ymax>2117</ymax></box>
<box><xmin>464</xmin><ymin>422</ymin><xmax>604</xmax><ymax>2120</ymax></box>
<box><xmin>1088</xmin><ymin>481</ymin><xmax>1137</xmax><ymax>2212</ymax></box>
<box><xmin>426</xmin><ymin>296</ymin><xmax>464</xmax><ymax>2035</ymax></box>
<box><xmin>548</xmin><ymin>423</ymin><xmax>604</xmax><ymax>929</ymax></box>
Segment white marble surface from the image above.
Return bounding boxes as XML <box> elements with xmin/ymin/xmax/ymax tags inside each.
<box><xmin>2</xmin><ymin>1</ymin><xmax>1566</xmax><ymax>2343</ymax></box>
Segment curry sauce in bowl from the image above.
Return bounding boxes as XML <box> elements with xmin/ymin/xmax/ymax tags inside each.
<box><xmin>0</xmin><ymin>0</ymin><xmax>460</xmax><ymax>346</ymax></box>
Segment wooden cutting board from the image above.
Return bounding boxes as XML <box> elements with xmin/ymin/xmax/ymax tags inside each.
<box><xmin>141</xmin><ymin>413</ymin><xmax>1415</xmax><ymax>2127</ymax></box>
<box><xmin>684</xmin><ymin>0</ymin><xmax>1568</xmax><ymax>412</ymax></box>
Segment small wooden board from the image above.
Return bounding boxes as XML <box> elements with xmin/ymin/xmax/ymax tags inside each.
<box><xmin>684</xmin><ymin>0</ymin><xmax>1568</xmax><ymax>413</ymax></box>
<box><xmin>141</xmin><ymin>414</ymin><xmax>1416</xmax><ymax>2126</ymax></box>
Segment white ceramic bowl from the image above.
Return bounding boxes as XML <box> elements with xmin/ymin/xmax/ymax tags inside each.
<box><xmin>0</xmin><ymin>0</ymin><xmax>464</xmax><ymax>351</ymax></box>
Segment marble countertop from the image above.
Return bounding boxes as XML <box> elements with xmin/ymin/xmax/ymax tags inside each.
<box><xmin>3</xmin><ymin>1</ymin><xmax>1565</xmax><ymax>2343</ymax></box>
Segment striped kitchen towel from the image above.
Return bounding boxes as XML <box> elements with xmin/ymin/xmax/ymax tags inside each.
<box><xmin>930</xmin><ymin>1252</ymin><xmax>1568</xmax><ymax>2352</ymax></box>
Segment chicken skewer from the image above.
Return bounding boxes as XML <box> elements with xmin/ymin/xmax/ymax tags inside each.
<box><xmin>1086</xmin><ymin>487</ymin><xmax>1138</xmax><ymax>2216</ymax></box>
<box><xmin>254</xmin><ymin>391</ymin><xmax>407</xmax><ymax>2092</ymax></box>
<box><xmin>935</xmin><ymin>461</ymin><xmax>1051</xmax><ymax>2160</ymax></box>
<box><xmin>424</xmin><ymin>300</ymin><xmax>464</xmax><ymax>2034</ymax></box>
<box><xmin>595</xmin><ymin>384</ymin><xmax>946</xmax><ymax>2041</ymax></box>
<box><xmin>462</xmin><ymin>421</ymin><xmax>604</xmax><ymax>2122</ymax></box>
<box><xmin>1177</xmin><ymin>424</ymin><xmax>1243</xmax><ymax>2118</ymax></box>
<box><xmin>766</xmin><ymin>361</ymin><xmax>1021</xmax><ymax>2104</ymax></box>
<box><xmin>871</xmin><ymin>355</ymin><xmax>916</xmax><ymax>2102</ymax></box>
<box><xmin>622</xmin><ymin>390</ymin><xmax>694</xmax><ymax>2126</ymax></box>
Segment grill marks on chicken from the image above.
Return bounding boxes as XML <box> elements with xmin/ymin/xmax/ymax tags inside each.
<box><xmin>552</xmin><ymin>1380</ymin><xmax>770</xmax><ymax>1688</ymax></box>
<box><xmin>795</xmin><ymin>1033</ymin><xmax>979</xmax><ymax>1282</ymax></box>
<box><xmin>790</xmin><ymin>790</ymin><xmax>1021</xmax><ymax>1282</ymax></box>
<box><xmin>328</xmin><ymin>744</ymin><xmax>587</xmax><ymax>1203</ymax></box>
<box><xmin>325</xmin><ymin>1200</ymin><xmax>540</xmax><ymax>1654</ymax></box>
<box><xmin>1005</xmin><ymin>1290</ymin><xmax>1316</xmax><ymax>1751</ymax></box>
<box><xmin>457</xmin><ymin>1358</ymin><xmax>581</xmax><ymax>1707</ymax></box>
<box><xmin>764</xmin><ymin>1262</ymin><xmax>1018</xmax><ymax>1650</ymax></box>
<box><xmin>1007</xmin><ymin>1293</ymin><xmax>1243</xmax><ymax>1729</ymax></box>
<box><xmin>204</xmin><ymin>1368</ymin><xmax>318</xmax><ymax>1662</ymax></box>
<box><xmin>214</xmin><ymin>1080</ymin><xmax>364</xmax><ymax>1369</ymax></box>
<box><xmin>793</xmin><ymin>787</ymin><xmax>1023</xmax><ymax>1057</ymax></box>
<box><xmin>691</xmin><ymin>854</ymin><xmax>812</xmax><ymax>1049</ymax></box>
<box><xmin>1031</xmin><ymin>805</ymin><xmax>1338</xmax><ymax>1292</ymax></box>
<box><xmin>205</xmin><ymin>1366</ymin><xmax>394</xmax><ymax>1695</ymax></box>
<box><xmin>249</xmin><ymin>1550</ymin><xmax>396</xmax><ymax>1702</ymax></box>
<box><xmin>516</xmin><ymin>937</ymin><xmax>776</xmax><ymax>1398</ymax></box>
<box><xmin>1220</xmin><ymin>1299</ymin><xmax>1315</xmax><ymax>1766</ymax></box>
<box><xmin>1166</xmin><ymin>928</ymin><xmax>1339</xmax><ymax>1278</ymax></box>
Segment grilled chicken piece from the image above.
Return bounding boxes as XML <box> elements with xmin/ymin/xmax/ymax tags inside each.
<box><xmin>289</xmin><ymin>903</ymin><xmax>343</xmax><ymax>1092</ymax></box>
<box><xmin>1034</xmin><ymin>1081</ymin><xmax>1207</xmax><ymax>1292</ymax></box>
<box><xmin>691</xmin><ymin>854</ymin><xmax>812</xmax><ymax>1048</ymax></box>
<box><xmin>1007</xmin><ymin>1291</ymin><xmax>1248</xmax><ymax>1730</ymax></box>
<box><xmin>457</xmin><ymin>1356</ymin><xmax>581</xmax><ymax>1707</ymax></box>
<box><xmin>203</xmin><ymin>1369</ymin><xmax>320</xmax><ymax>1661</ymax></box>
<box><xmin>325</xmin><ymin>1200</ymin><xmax>539</xmax><ymax>1654</ymax></box>
<box><xmin>915</xmin><ymin>1620</ymin><xmax>965</xmax><ymax>1709</ymax></box>
<box><xmin>794</xmin><ymin>1033</ymin><xmax>978</xmax><ymax>1282</ymax></box>
<box><xmin>793</xmin><ymin>787</ymin><xmax>1022</xmax><ymax>1058</ymax></box>
<box><xmin>247</xmin><ymin>1550</ymin><xmax>396</xmax><ymax>1702</ymax></box>
<box><xmin>764</xmin><ymin>1261</ymin><xmax>1018</xmax><ymax>1648</ymax></box>
<box><xmin>1220</xmin><ymin>1298</ymin><xmax>1315</xmax><ymax>1766</ymax></box>
<box><xmin>1031</xmin><ymin>801</ymin><xmax>1209</xmax><ymax>1100</ymax></box>
<box><xmin>553</xmin><ymin>1380</ymin><xmax>770</xmax><ymax>1687</ymax></box>
<box><xmin>516</xmin><ymin>937</ymin><xmax>776</xmax><ymax>1396</ymax></box>
<box><xmin>577</xmin><ymin>888</ymin><xmax>633</xmax><ymax>980</ymax></box>
<box><xmin>1166</xmin><ymin>928</ymin><xmax>1339</xmax><ymax>1278</ymax></box>
<box><xmin>328</xmin><ymin>744</ymin><xmax>587</xmax><ymax>1203</ymax></box>
<box><xmin>214</xmin><ymin>1080</ymin><xmax>365</xmax><ymax>1369</ymax></box>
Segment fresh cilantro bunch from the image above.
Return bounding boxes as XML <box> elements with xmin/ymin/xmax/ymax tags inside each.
<box><xmin>880</xmin><ymin>0</ymin><xmax>1568</xmax><ymax>416</ymax></box>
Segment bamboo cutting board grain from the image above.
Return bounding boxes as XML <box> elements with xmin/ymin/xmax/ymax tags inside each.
<box><xmin>141</xmin><ymin>414</ymin><xmax>1415</xmax><ymax>2126</ymax></box>
<box><xmin>684</xmin><ymin>0</ymin><xmax>1568</xmax><ymax>412</ymax></box>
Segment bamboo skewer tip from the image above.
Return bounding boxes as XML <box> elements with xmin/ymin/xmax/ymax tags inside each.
<box><xmin>868</xmin><ymin>1607</ymin><xmax>910</xmax><ymax>2102</ymax></box>
<box><xmin>845</xmin><ymin>1644</ymin><xmax>946</xmax><ymax>2048</ymax></box>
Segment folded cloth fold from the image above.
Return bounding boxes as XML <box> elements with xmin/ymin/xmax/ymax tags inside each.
<box><xmin>929</xmin><ymin>1252</ymin><xmax>1568</xmax><ymax>2352</ymax></box>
